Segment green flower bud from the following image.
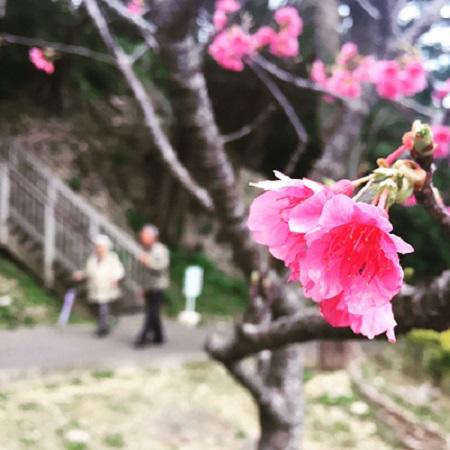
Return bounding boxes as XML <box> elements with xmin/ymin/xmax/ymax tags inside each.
<box><xmin>411</xmin><ymin>120</ymin><xmax>434</xmax><ymax>156</ymax></box>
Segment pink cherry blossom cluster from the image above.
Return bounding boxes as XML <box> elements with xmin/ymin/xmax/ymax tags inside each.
<box><xmin>127</xmin><ymin>0</ymin><xmax>143</xmax><ymax>14</ymax></box>
<box><xmin>311</xmin><ymin>43</ymin><xmax>428</xmax><ymax>100</ymax></box>
<box><xmin>209</xmin><ymin>4</ymin><xmax>303</xmax><ymax>72</ymax></box>
<box><xmin>248</xmin><ymin>171</ymin><xmax>414</xmax><ymax>342</ymax></box>
<box><xmin>29</xmin><ymin>47</ymin><xmax>54</xmax><ymax>75</ymax></box>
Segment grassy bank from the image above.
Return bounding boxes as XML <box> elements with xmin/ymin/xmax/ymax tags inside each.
<box><xmin>0</xmin><ymin>252</ymin><xmax>62</xmax><ymax>329</ymax></box>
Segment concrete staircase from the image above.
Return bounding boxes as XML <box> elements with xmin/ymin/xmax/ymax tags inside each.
<box><xmin>0</xmin><ymin>144</ymin><xmax>146</xmax><ymax>309</ymax></box>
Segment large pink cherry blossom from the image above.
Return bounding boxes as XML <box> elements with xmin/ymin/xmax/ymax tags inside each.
<box><xmin>296</xmin><ymin>195</ymin><xmax>413</xmax><ymax>340</ymax></box>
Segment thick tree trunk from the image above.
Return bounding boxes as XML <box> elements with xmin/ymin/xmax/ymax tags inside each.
<box><xmin>155</xmin><ymin>22</ymin><xmax>304</xmax><ymax>448</ymax></box>
<box><xmin>258</xmin><ymin>345</ymin><xmax>303</xmax><ymax>450</ymax></box>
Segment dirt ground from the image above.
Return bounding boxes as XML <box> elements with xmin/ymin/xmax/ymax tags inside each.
<box><xmin>0</xmin><ymin>363</ymin><xmax>400</xmax><ymax>450</ymax></box>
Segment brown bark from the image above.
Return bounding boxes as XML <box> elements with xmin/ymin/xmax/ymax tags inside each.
<box><xmin>154</xmin><ymin>8</ymin><xmax>304</xmax><ymax>449</ymax></box>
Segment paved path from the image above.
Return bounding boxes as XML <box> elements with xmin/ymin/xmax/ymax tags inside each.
<box><xmin>0</xmin><ymin>315</ymin><xmax>210</xmax><ymax>375</ymax></box>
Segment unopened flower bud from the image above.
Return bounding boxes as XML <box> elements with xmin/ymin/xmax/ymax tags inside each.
<box><xmin>411</xmin><ymin>120</ymin><xmax>434</xmax><ymax>156</ymax></box>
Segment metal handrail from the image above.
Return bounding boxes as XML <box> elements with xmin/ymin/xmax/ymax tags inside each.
<box><xmin>0</xmin><ymin>144</ymin><xmax>145</xmax><ymax>290</ymax></box>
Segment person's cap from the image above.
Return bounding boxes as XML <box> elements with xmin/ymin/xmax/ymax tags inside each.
<box><xmin>141</xmin><ymin>224</ymin><xmax>159</xmax><ymax>237</ymax></box>
<box><xmin>93</xmin><ymin>234</ymin><xmax>112</xmax><ymax>249</ymax></box>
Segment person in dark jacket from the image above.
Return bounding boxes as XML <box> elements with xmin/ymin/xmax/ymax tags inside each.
<box><xmin>134</xmin><ymin>224</ymin><xmax>170</xmax><ymax>347</ymax></box>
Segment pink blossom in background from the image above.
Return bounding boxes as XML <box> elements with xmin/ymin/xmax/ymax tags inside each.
<box><xmin>326</xmin><ymin>69</ymin><xmax>361</xmax><ymax>98</ymax></box>
<box><xmin>213</xmin><ymin>10</ymin><xmax>228</xmax><ymax>31</ymax></box>
<box><xmin>209</xmin><ymin>4</ymin><xmax>304</xmax><ymax>69</ymax></box>
<box><xmin>399</xmin><ymin>59</ymin><xmax>427</xmax><ymax>96</ymax></box>
<box><xmin>371</xmin><ymin>58</ymin><xmax>427</xmax><ymax>99</ymax></box>
<box><xmin>127</xmin><ymin>0</ymin><xmax>143</xmax><ymax>14</ymax></box>
<box><xmin>29</xmin><ymin>47</ymin><xmax>54</xmax><ymax>75</ymax></box>
<box><xmin>216</xmin><ymin>0</ymin><xmax>240</xmax><ymax>13</ymax></box>
<box><xmin>433</xmin><ymin>78</ymin><xmax>450</xmax><ymax>100</ymax></box>
<box><xmin>269</xmin><ymin>30</ymin><xmax>299</xmax><ymax>58</ymax></box>
<box><xmin>353</xmin><ymin>56</ymin><xmax>375</xmax><ymax>82</ymax></box>
<box><xmin>372</xmin><ymin>60</ymin><xmax>403</xmax><ymax>100</ymax></box>
<box><xmin>274</xmin><ymin>6</ymin><xmax>303</xmax><ymax>37</ymax></box>
<box><xmin>336</xmin><ymin>42</ymin><xmax>358</xmax><ymax>66</ymax></box>
<box><xmin>252</xmin><ymin>26</ymin><xmax>276</xmax><ymax>49</ymax></box>
<box><xmin>307</xmin><ymin>42</ymin><xmax>429</xmax><ymax>101</ymax></box>
<box><xmin>432</xmin><ymin>124</ymin><xmax>450</xmax><ymax>159</ymax></box>
<box><xmin>295</xmin><ymin>195</ymin><xmax>413</xmax><ymax>341</ymax></box>
<box><xmin>311</xmin><ymin>60</ymin><xmax>328</xmax><ymax>85</ymax></box>
<box><xmin>208</xmin><ymin>26</ymin><xmax>254</xmax><ymax>71</ymax></box>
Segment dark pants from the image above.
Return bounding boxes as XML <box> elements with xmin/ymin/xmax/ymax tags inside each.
<box><xmin>138</xmin><ymin>290</ymin><xmax>165</xmax><ymax>343</ymax></box>
<box><xmin>89</xmin><ymin>303</ymin><xmax>112</xmax><ymax>334</ymax></box>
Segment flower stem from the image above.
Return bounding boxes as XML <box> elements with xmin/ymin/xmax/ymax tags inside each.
<box><xmin>377</xmin><ymin>188</ymin><xmax>389</xmax><ymax>210</ymax></box>
<box><xmin>385</xmin><ymin>144</ymin><xmax>408</xmax><ymax>166</ymax></box>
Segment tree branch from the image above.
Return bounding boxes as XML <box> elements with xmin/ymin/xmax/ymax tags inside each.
<box><xmin>207</xmin><ymin>269</ymin><xmax>450</xmax><ymax>362</ymax></box>
<box><xmin>222</xmin><ymin>104</ymin><xmax>276</xmax><ymax>143</ymax></box>
<box><xmin>84</xmin><ymin>0</ymin><xmax>213</xmax><ymax>211</ymax></box>
<box><xmin>253</xmin><ymin>55</ymin><xmax>348</xmax><ymax>103</ymax></box>
<box><xmin>413</xmin><ymin>150</ymin><xmax>450</xmax><ymax>237</ymax></box>
<box><xmin>100</xmin><ymin>0</ymin><xmax>157</xmax><ymax>48</ymax></box>
<box><xmin>249</xmin><ymin>60</ymin><xmax>308</xmax><ymax>174</ymax></box>
<box><xmin>0</xmin><ymin>32</ymin><xmax>114</xmax><ymax>64</ymax></box>
<box><xmin>354</xmin><ymin>0</ymin><xmax>381</xmax><ymax>20</ymax></box>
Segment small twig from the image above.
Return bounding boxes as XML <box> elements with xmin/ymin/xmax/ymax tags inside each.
<box><xmin>253</xmin><ymin>54</ymin><xmax>349</xmax><ymax>104</ymax></box>
<box><xmin>0</xmin><ymin>32</ymin><xmax>114</xmax><ymax>64</ymax></box>
<box><xmin>394</xmin><ymin>98</ymin><xmax>435</xmax><ymax>119</ymax></box>
<box><xmin>100</xmin><ymin>0</ymin><xmax>157</xmax><ymax>49</ymax></box>
<box><xmin>248</xmin><ymin>60</ymin><xmax>308</xmax><ymax>169</ymax></box>
<box><xmin>222</xmin><ymin>104</ymin><xmax>276</xmax><ymax>143</ymax></box>
<box><xmin>255</xmin><ymin>54</ymin><xmax>440</xmax><ymax>127</ymax></box>
<box><xmin>129</xmin><ymin>43</ymin><xmax>149</xmax><ymax>64</ymax></box>
<box><xmin>355</xmin><ymin>0</ymin><xmax>381</xmax><ymax>20</ymax></box>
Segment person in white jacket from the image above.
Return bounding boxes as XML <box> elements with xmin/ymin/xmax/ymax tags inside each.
<box><xmin>73</xmin><ymin>234</ymin><xmax>125</xmax><ymax>337</ymax></box>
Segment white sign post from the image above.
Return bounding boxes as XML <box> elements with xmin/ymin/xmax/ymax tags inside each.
<box><xmin>178</xmin><ymin>265</ymin><xmax>204</xmax><ymax>326</ymax></box>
